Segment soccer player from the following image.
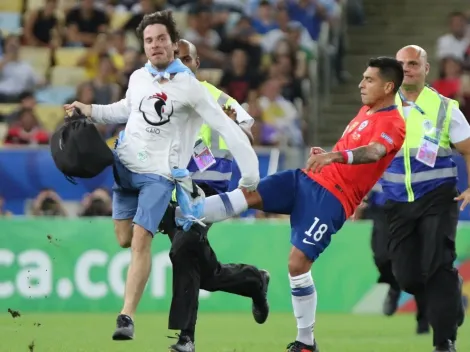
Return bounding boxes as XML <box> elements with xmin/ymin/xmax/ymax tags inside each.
<box><xmin>162</xmin><ymin>39</ymin><xmax>269</xmax><ymax>352</ymax></box>
<box><xmin>177</xmin><ymin>57</ymin><xmax>406</xmax><ymax>352</ymax></box>
<box><xmin>64</xmin><ymin>10</ymin><xmax>260</xmax><ymax>340</ymax></box>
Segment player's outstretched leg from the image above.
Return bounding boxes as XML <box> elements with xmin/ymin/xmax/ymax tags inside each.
<box><xmin>285</xmin><ymin>247</ymin><xmax>319</xmax><ymax>352</ymax></box>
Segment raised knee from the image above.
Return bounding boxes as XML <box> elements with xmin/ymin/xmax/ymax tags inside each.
<box><xmin>118</xmin><ymin>236</ymin><xmax>132</xmax><ymax>248</ymax></box>
<box><xmin>114</xmin><ymin>221</ymin><xmax>133</xmax><ymax>248</ymax></box>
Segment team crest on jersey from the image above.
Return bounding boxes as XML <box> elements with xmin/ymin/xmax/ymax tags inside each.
<box><xmin>357</xmin><ymin>120</ymin><xmax>369</xmax><ymax>131</ymax></box>
<box><xmin>139</xmin><ymin>92</ymin><xmax>174</xmax><ymax>126</ymax></box>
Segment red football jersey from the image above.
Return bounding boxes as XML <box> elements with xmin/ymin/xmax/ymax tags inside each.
<box><xmin>305</xmin><ymin>106</ymin><xmax>405</xmax><ymax>217</ymax></box>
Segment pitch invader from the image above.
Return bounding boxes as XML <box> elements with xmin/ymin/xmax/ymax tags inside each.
<box><xmin>175</xmin><ymin>57</ymin><xmax>406</xmax><ymax>351</ymax></box>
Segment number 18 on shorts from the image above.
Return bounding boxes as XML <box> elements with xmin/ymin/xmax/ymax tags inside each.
<box><xmin>290</xmin><ymin>177</ymin><xmax>347</xmax><ymax>261</ymax></box>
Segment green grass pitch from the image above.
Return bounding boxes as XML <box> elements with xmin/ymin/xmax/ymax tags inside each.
<box><xmin>0</xmin><ymin>312</ymin><xmax>468</xmax><ymax>351</ymax></box>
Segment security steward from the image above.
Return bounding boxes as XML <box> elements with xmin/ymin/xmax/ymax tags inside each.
<box><xmin>381</xmin><ymin>45</ymin><xmax>468</xmax><ymax>352</ymax></box>
<box><xmin>160</xmin><ymin>40</ymin><xmax>269</xmax><ymax>352</ymax></box>
<box><xmin>355</xmin><ymin>183</ymin><xmax>429</xmax><ymax>334</ymax></box>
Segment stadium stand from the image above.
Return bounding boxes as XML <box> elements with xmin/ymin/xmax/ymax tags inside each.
<box><xmin>0</xmin><ymin>0</ymin><xmax>348</xmax><ymax>216</ymax></box>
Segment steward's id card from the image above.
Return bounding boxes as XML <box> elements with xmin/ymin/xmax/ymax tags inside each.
<box><xmin>416</xmin><ymin>135</ymin><xmax>439</xmax><ymax>168</ymax></box>
<box><xmin>192</xmin><ymin>139</ymin><xmax>216</xmax><ymax>172</ymax></box>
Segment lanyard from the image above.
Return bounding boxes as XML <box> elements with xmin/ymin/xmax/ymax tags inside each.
<box><xmin>398</xmin><ymin>90</ymin><xmax>425</xmax><ymax>115</ymax></box>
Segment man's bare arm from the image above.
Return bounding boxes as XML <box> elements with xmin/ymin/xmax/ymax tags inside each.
<box><xmin>330</xmin><ymin>142</ymin><xmax>388</xmax><ymax>164</ymax></box>
<box><xmin>349</xmin><ymin>143</ymin><xmax>388</xmax><ymax>164</ymax></box>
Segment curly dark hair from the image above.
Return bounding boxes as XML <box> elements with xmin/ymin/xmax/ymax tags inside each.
<box><xmin>136</xmin><ymin>10</ymin><xmax>180</xmax><ymax>44</ymax></box>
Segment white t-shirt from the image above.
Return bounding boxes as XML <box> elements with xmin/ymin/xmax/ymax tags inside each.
<box><xmin>436</xmin><ymin>34</ymin><xmax>470</xmax><ymax>60</ymax></box>
<box><xmin>90</xmin><ymin>67</ymin><xmax>259</xmax><ymax>184</ymax></box>
<box><xmin>402</xmin><ymin>105</ymin><xmax>470</xmax><ymax>143</ymax></box>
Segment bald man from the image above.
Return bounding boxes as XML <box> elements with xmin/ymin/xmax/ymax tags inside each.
<box><xmin>378</xmin><ymin>45</ymin><xmax>468</xmax><ymax>352</ymax></box>
<box><xmin>159</xmin><ymin>39</ymin><xmax>269</xmax><ymax>352</ymax></box>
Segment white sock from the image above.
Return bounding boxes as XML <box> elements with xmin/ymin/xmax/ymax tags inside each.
<box><xmin>289</xmin><ymin>272</ymin><xmax>317</xmax><ymax>346</ymax></box>
<box><xmin>175</xmin><ymin>189</ymin><xmax>248</xmax><ymax>223</ymax></box>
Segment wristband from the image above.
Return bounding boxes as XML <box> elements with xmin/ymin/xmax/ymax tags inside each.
<box><xmin>340</xmin><ymin>150</ymin><xmax>353</xmax><ymax>164</ymax></box>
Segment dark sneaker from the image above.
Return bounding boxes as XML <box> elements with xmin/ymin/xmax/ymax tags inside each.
<box><xmin>168</xmin><ymin>334</ymin><xmax>195</xmax><ymax>352</ymax></box>
<box><xmin>286</xmin><ymin>340</ymin><xmax>319</xmax><ymax>352</ymax></box>
<box><xmin>252</xmin><ymin>269</ymin><xmax>270</xmax><ymax>324</ymax></box>
<box><xmin>112</xmin><ymin>314</ymin><xmax>134</xmax><ymax>340</ymax></box>
<box><xmin>433</xmin><ymin>340</ymin><xmax>456</xmax><ymax>352</ymax></box>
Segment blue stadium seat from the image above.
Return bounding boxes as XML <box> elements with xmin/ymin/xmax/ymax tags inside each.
<box><xmin>35</xmin><ymin>86</ymin><xmax>76</xmax><ymax>105</ymax></box>
<box><xmin>0</xmin><ymin>12</ymin><xmax>21</xmax><ymax>34</ymax></box>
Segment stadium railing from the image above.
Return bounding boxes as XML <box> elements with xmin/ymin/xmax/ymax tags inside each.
<box><xmin>307</xmin><ymin>1</ymin><xmax>347</xmax><ymax>145</ymax></box>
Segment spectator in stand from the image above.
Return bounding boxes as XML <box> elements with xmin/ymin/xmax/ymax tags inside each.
<box><xmin>65</xmin><ymin>0</ymin><xmax>109</xmax><ymax>47</ymax></box>
<box><xmin>4</xmin><ymin>92</ymin><xmax>37</xmax><ymax>125</ymax></box>
<box><xmin>261</xmin><ymin>8</ymin><xmax>315</xmax><ymax>54</ymax></box>
<box><xmin>457</xmin><ymin>69</ymin><xmax>470</xmax><ymax>123</ymax></box>
<box><xmin>244</xmin><ymin>0</ymin><xmax>277</xmax><ymax>17</ymax></box>
<box><xmin>79</xmin><ymin>187</ymin><xmax>112</xmax><ymax>216</ymax></box>
<box><xmin>432</xmin><ymin>56</ymin><xmax>463</xmax><ymax>100</ymax></box>
<box><xmin>219</xmin><ymin>48</ymin><xmax>260</xmax><ymax>104</ymax></box>
<box><xmin>223</xmin><ymin>15</ymin><xmax>262</xmax><ymax>68</ymax></box>
<box><xmin>247</xmin><ymin>100</ymin><xmax>264</xmax><ymax>146</ymax></box>
<box><xmin>23</xmin><ymin>0</ymin><xmax>60</xmax><ymax>47</ymax></box>
<box><xmin>67</xmin><ymin>81</ymin><xmax>96</xmax><ymax>105</ymax></box>
<box><xmin>184</xmin><ymin>5</ymin><xmax>226</xmax><ymax>68</ymax></box>
<box><xmin>0</xmin><ymin>35</ymin><xmax>42</xmax><ymax>103</ymax></box>
<box><xmin>117</xmin><ymin>49</ymin><xmax>140</xmax><ymax>97</ymax></box>
<box><xmin>436</xmin><ymin>11</ymin><xmax>469</xmax><ymax>62</ymax></box>
<box><xmin>251</xmin><ymin>0</ymin><xmax>278</xmax><ymax>35</ymax></box>
<box><xmin>89</xmin><ymin>56</ymin><xmax>121</xmax><ymax>104</ymax></box>
<box><xmin>4</xmin><ymin>109</ymin><xmax>49</xmax><ymax>146</ymax></box>
<box><xmin>257</xmin><ymin>78</ymin><xmax>303</xmax><ymax>147</ymax></box>
<box><xmin>31</xmin><ymin>189</ymin><xmax>67</xmax><ymax>216</ymax></box>
<box><xmin>114</xmin><ymin>0</ymin><xmax>141</xmax><ymax>12</ymax></box>
<box><xmin>0</xmin><ymin>196</ymin><xmax>12</xmax><ymax>216</ymax></box>
<box><xmin>123</xmin><ymin>0</ymin><xmax>163</xmax><ymax>40</ymax></box>
<box><xmin>77</xmin><ymin>33</ymin><xmax>124</xmax><ymax>79</ymax></box>
<box><xmin>286</xmin><ymin>21</ymin><xmax>314</xmax><ymax>64</ymax></box>
<box><xmin>109</xmin><ymin>30</ymin><xmax>128</xmax><ymax>67</ymax></box>
<box><xmin>285</xmin><ymin>0</ymin><xmax>337</xmax><ymax>41</ymax></box>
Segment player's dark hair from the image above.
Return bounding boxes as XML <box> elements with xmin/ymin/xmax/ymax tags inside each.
<box><xmin>136</xmin><ymin>10</ymin><xmax>180</xmax><ymax>44</ymax></box>
<box><xmin>368</xmin><ymin>57</ymin><xmax>404</xmax><ymax>94</ymax></box>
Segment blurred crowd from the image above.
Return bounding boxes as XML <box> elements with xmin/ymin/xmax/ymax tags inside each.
<box><xmin>0</xmin><ymin>0</ymin><xmax>350</xmax><ymax>152</ymax></box>
<box><xmin>433</xmin><ymin>10</ymin><xmax>470</xmax><ymax>121</ymax></box>
<box><xmin>0</xmin><ymin>187</ymin><xmax>112</xmax><ymax>217</ymax></box>
<box><xmin>0</xmin><ymin>0</ymin><xmax>354</xmax><ymax>217</ymax></box>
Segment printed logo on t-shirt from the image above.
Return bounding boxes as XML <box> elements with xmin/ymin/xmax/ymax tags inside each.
<box><xmin>139</xmin><ymin>91</ymin><xmax>174</xmax><ymax>127</ymax></box>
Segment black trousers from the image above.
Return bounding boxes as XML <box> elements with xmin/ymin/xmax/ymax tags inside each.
<box><xmin>167</xmin><ymin>184</ymin><xmax>263</xmax><ymax>333</ymax></box>
<box><xmin>384</xmin><ymin>183</ymin><xmax>461</xmax><ymax>345</ymax></box>
<box><xmin>366</xmin><ymin>206</ymin><xmax>427</xmax><ymax>323</ymax></box>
